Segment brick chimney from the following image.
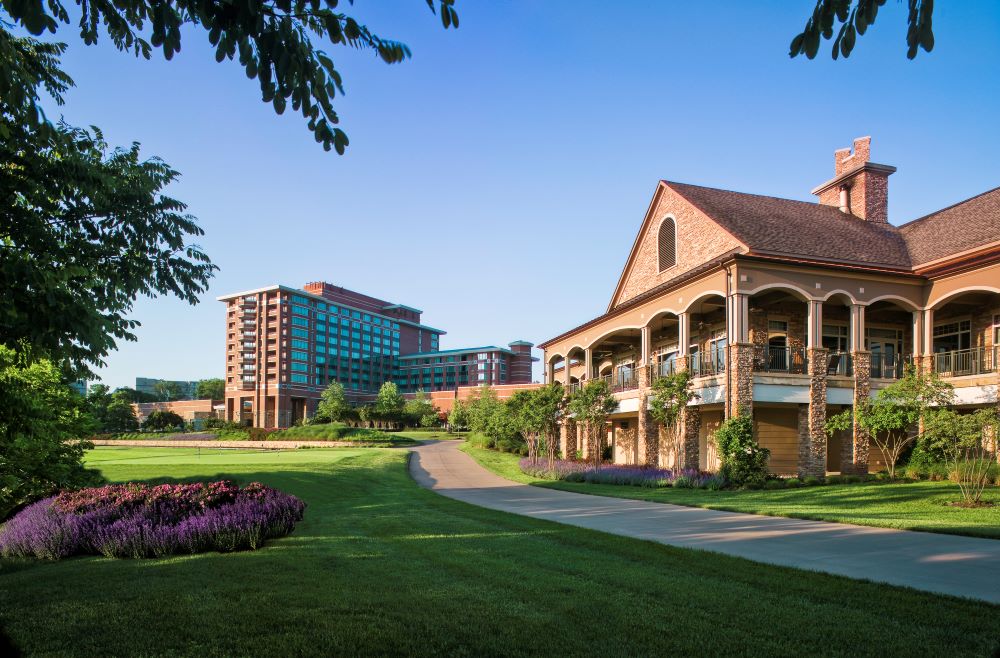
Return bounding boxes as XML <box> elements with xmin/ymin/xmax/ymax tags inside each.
<box><xmin>811</xmin><ymin>137</ymin><xmax>896</xmax><ymax>223</ymax></box>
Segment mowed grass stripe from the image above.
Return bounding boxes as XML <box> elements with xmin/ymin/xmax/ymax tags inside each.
<box><xmin>0</xmin><ymin>447</ymin><xmax>997</xmax><ymax>656</ymax></box>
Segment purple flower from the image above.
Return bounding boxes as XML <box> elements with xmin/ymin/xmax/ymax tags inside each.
<box><xmin>0</xmin><ymin>481</ymin><xmax>305</xmax><ymax>560</ymax></box>
<box><xmin>519</xmin><ymin>458</ymin><xmax>726</xmax><ymax>489</ymax></box>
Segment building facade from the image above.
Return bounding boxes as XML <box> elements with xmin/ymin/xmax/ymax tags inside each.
<box><xmin>540</xmin><ymin>137</ymin><xmax>1000</xmax><ymax>476</ymax></box>
<box><xmin>219</xmin><ymin>281</ymin><xmax>535</xmax><ymax>427</ymax></box>
<box><xmin>135</xmin><ymin>377</ymin><xmax>199</xmax><ymax>400</ymax></box>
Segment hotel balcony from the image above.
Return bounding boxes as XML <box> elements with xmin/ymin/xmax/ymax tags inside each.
<box><xmin>752</xmin><ymin>345</ymin><xmax>808</xmax><ymax>375</ymax></box>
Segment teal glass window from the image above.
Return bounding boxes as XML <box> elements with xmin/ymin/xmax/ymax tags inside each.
<box><xmin>291</xmin><ymin>339</ymin><xmax>308</xmax><ymax>350</ymax></box>
<box><xmin>291</xmin><ymin>362</ymin><xmax>309</xmax><ymax>372</ymax></box>
<box><xmin>291</xmin><ymin>374</ymin><xmax>309</xmax><ymax>383</ymax></box>
<box><xmin>291</xmin><ymin>351</ymin><xmax>308</xmax><ymax>361</ymax></box>
<box><xmin>291</xmin><ymin>328</ymin><xmax>308</xmax><ymax>339</ymax></box>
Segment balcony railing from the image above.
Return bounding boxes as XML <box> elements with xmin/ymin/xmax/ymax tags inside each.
<box><xmin>933</xmin><ymin>347</ymin><xmax>998</xmax><ymax>377</ymax></box>
<box><xmin>753</xmin><ymin>345</ymin><xmax>808</xmax><ymax>374</ymax></box>
<box><xmin>690</xmin><ymin>352</ymin><xmax>725</xmax><ymax>377</ymax></box>
<box><xmin>826</xmin><ymin>351</ymin><xmax>853</xmax><ymax>376</ymax></box>
<box><xmin>595</xmin><ymin>371</ymin><xmax>638</xmax><ymax>392</ymax></box>
<box><xmin>871</xmin><ymin>353</ymin><xmax>907</xmax><ymax>380</ymax></box>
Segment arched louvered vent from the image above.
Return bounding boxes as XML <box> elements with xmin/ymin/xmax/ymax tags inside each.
<box><xmin>658</xmin><ymin>217</ymin><xmax>676</xmax><ymax>271</ymax></box>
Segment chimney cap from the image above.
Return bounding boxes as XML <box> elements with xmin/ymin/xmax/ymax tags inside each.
<box><xmin>810</xmin><ymin>161</ymin><xmax>897</xmax><ymax>197</ymax></box>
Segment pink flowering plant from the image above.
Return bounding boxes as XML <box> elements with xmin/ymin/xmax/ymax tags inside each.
<box><xmin>0</xmin><ymin>481</ymin><xmax>305</xmax><ymax>560</ymax></box>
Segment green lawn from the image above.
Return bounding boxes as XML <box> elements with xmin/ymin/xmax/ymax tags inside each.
<box><xmin>461</xmin><ymin>444</ymin><xmax>1000</xmax><ymax>539</ymax></box>
<box><xmin>2</xmin><ymin>447</ymin><xmax>999</xmax><ymax>656</ymax></box>
<box><xmin>265</xmin><ymin>423</ymin><xmax>416</xmax><ymax>445</ymax></box>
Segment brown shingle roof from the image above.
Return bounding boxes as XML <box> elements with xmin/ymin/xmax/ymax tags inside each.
<box><xmin>898</xmin><ymin>186</ymin><xmax>1000</xmax><ymax>266</ymax></box>
<box><xmin>665</xmin><ymin>181</ymin><xmax>913</xmax><ymax>269</ymax></box>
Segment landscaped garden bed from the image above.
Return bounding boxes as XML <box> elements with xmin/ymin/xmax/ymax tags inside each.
<box><xmin>0</xmin><ymin>480</ymin><xmax>305</xmax><ymax>560</ymax></box>
<box><xmin>519</xmin><ymin>459</ymin><xmax>726</xmax><ymax>489</ymax></box>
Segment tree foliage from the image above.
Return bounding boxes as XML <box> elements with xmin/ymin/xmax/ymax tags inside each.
<box><xmin>466</xmin><ymin>387</ymin><xmax>519</xmax><ymax>450</ymax></box>
<box><xmin>508</xmin><ymin>384</ymin><xmax>565</xmax><ymax>467</ymax></box>
<box><xmin>567</xmin><ymin>379</ymin><xmax>616</xmax><ymax>470</ymax></box>
<box><xmin>374</xmin><ymin>382</ymin><xmax>405</xmax><ymax>420</ymax></box>
<box><xmin>153</xmin><ymin>380</ymin><xmax>186</xmax><ymax>402</ymax></box>
<box><xmin>790</xmin><ymin>0</ymin><xmax>934</xmax><ymax>60</ymax></box>
<box><xmin>404</xmin><ymin>389</ymin><xmax>438</xmax><ymax>428</ymax></box>
<box><xmin>0</xmin><ymin>346</ymin><xmax>101</xmax><ymax>519</ymax></box>
<box><xmin>196</xmin><ymin>378</ymin><xmax>225</xmax><ymax>400</ymax></box>
<box><xmin>826</xmin><ymin>366</ymin><xmax>954</xmax><ymax>478</ymax></box>
<box><xmin>1</xmin><ymin>94</ymin><xmax>216</xmax><ymax>376</ymax></box>
<box><xmin>921</xmin><ymin>407</ymin><xmax>999</xmax><ymax>505</ymax></box>
<box><xmin>714</xmin><ymin>413</ymin><xmax>769</xmax><ymax>488</ymax></box>
<box><xmin>142</xmin><ymin>410</ymin><xmax>185</xmax><ymax>431</ymax></box>
<box><xmin>447</xmin><ymin>399</ymin><xmax>469</xmax><ymax>431</ymax></box>
<box><xmin>314</xmin><ymin>381</ymin><xmax>349</xmax><ymax>423</ymax></box>
<box><xmin>648</xmin><ymin>370</ymin><xmax>696</xmax><ymax>472</ymax></box>
<box><xmin>2</xmin><ymin>0</ymin><xmax>459</xmax><ymax>152</ymax></box>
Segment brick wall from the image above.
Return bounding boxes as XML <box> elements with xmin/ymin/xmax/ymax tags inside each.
<box><xmin>613</xmin><ymin>184</ymin><xmax>743</xmax><ymax>307</ymax></box>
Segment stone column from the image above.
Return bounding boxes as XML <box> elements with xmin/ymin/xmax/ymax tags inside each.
<box><xmin>559</xmin><ymin>420</ymin><xmax>573</xmax><ymax>461</ymax></box>
<box><xmin>844</xmin><ymin>350</ymin><xmax>871</xmax><ymax>474</ymax></box>
<box><xmin>727</xmin><ymin>342</ymin><xmax>754</xmax><ymax>418</ymax></box>
<box><xmin>636</xmin><ymin>365</ymin><xmax>659</xmax><ymax>466</ymax></box>
<box><xmin>800</xmin><ymin>347</ymin><xmax>829</xmax><ymax>478</ymax></box>
<box><xmin>681</xmin><ymin>405</ymin><xmax>701</xmax><ymax>469</ymax></box>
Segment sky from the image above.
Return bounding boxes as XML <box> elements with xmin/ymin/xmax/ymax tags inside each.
<box><xmin>37</xmin><ymin>1</ymin><xmax>1000</xmax><ymax>388</ymax></box>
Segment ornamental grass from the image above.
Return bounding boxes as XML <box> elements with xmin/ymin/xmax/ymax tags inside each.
<box><xmin>0</xmin><ymin>481</ymin><xmax>305</xmax><ymax>560</ymax></box>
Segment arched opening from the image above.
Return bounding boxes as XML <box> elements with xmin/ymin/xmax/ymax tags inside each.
<box><xmin>657</xmin><ymin>217</ymin><xmax>677</xmax><ymax>271</ymax></box>
<box><xmin>686</xmin><ymin>294</ymin><xmax>727</xmax><ymax>377</ymax></box>
<box><xmin>820</xmin><ymin>292</ymin><xmax>854</xmax><ymax>376</ymax></box>
<box><xmin>589</xmin><ymin>328</ymin><xmax>642</xmax><ymax>392</ymax></box>
<box><xmin>931</xmin><ymin>290</ymin><xmax>1000</xmax><ymax>376</ymax></box>
<box><xmin>647</xmin><ymin>311</ymin><xmax>680</xmax><ymax>379</ymax></box>
<box><xmin>748</xmin><ymin>286</ymin><xmax>810</xmax><ymax>374</ymax></box>
<box><xmin>865</xmin><ymin>300</ymin><xmax>915</xmax><ymax>379</ymax></box>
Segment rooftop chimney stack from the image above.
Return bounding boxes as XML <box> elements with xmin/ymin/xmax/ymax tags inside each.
<box><xmin>811</xmin><ymin>136</ymin><xmax>896</xmax><ymax>223</ymax></box>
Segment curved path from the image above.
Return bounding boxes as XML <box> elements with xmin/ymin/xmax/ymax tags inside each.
<box><xmin>410</xmin><ymin>440</ymin><xmax>1000</xmax><ymax>604</ymax></box>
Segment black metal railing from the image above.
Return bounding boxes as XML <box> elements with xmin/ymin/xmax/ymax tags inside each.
<box><xmin>689</xmin><ymin>352</ymin><xmax>725</xmax><ymax>377</ymax></box>
<box><xmin>870</xmin><ymin>353</ymin><xmax>907</xmax><ymax>379</ymax></box>
<box><xmin>826</xmin><ymin>351</ymin><xmax>853</xmax><ymax>376</ymax></box>
<box><xmin>752</xmin><ymin>345</ymin><xmax>808</xmax><ymax>374</ymax></box>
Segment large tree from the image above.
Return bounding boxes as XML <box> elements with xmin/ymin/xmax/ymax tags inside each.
<box><xmin>196</xmin><ymin>378</ymin><xmax>225</xmax><ymax>400</ymax></box>
<box><xmin>790</xmin><ymin>0</ymin><xmax>935</xmax><ymax>60</ymax></box>
<box><xmin>2</xmin><ymin>0</ymin><xmax>459</xmax><ymax>152</ymax></box>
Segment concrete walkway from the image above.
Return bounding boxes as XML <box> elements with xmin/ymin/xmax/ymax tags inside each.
<box><xmin>409</xmin><ymin>440</ymin><xmax>1000</xmax><ymax>604</ymax></box>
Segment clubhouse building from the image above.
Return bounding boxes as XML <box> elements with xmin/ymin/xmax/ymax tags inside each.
<box><xmin>539</xmin><ymin>137</ymin><xmax>1000</xmax><ymax>476</ymax></box>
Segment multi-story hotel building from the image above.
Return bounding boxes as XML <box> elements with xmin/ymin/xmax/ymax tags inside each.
<box><xmin>540</xmin><ymin>137</ymin><xmax>1000</xmax><ymax>476</ymax></box>
<box><xmin>219</xmin><ymin>281</ymin><xmax>535</xmax><ymax>427</ymax></box>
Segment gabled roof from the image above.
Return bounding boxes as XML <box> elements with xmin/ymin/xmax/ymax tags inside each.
<box><xmin>898</xmin><ymin>186</ymin><xmax>1000</xmax><ymax>266</ymax></box>
<box><xmin>664</xmin><ymin>181</ymin><xmax>913</xmax><ymax>270</ymax></box>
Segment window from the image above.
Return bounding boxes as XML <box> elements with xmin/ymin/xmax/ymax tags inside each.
<box><xmin>657</xmin><ymin>216</ymin><xmax>677</xmax><ymax>271</ymax></box>
<box><xmin>822</xmin><ymin>324</ymin><xmax>849</xmax><ymax>352</ymax></box>
<box><xmin>994</xmin><ymin>315</ymin><xmax>1000</xmax><ymax>345</ymax></box>
<box><xmin>291</xmin><ymin>374</ymin><xmax>309</xmax><ymax>383</ymax></box>
<box><xmin>291</xmin><ymin>351</ymin><xmax>308</xmax><ymax>361</ymax></box>
<box><xmin>291</xmin><ymin>339</ymin><xmax>308</xmax><ymax>350</ymax></box>
<box><xmin>291</xmin><ymin>328</ymin><xmax>308</xmax><ymax>339</ymax></box>
<box><xmin>291</xmin><ymin>316</ymin><xmax>309</xmax><ymax>327</ymax></box>
<box><xmin>290</xmin><ymin>362</ymin><xmax>309</xmax><ymax>372</ymax></box>
<box><xmin>291</xmin><ymin>304</ymin><xmax>309</xmax><ymax>316</ymax></box>
<box><xmin>933</xmin><ymin>320</ymin><xmax>971</xmax><ymax>353</ymax></box>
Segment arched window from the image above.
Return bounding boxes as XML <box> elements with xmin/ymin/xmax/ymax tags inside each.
<box><xmin>657</xmin><ymin>217</ymin><xmax>676</xmax><ymax>271</ymax></box>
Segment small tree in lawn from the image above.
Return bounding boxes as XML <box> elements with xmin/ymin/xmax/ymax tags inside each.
<box><xmin>315</xmin><ymin>382</ymin><xmax>349</xmax><ymax>424</ymax></box>
<box><xmin>507</xmin><ymin>390</ymin><xmax>542</xmax><ymax>465</ymax></box>
<box><xmin>826</xmin><ymin>365</ymin><xmax>954</xmax><ymax>479</ymax></box>
<box><xmin>404</xmin><ymin>389</ymin><xmax>438</xmax><ymax>428</ymax></box>
<box><xmin>448</xmin><ymin>400</ymin><xmax>470</xmax><ymax>432</ymax></box>
<box><xmin>648</xmin><ymin>370</ymin><xmax>696</xmax><ymax>472</ymax></box>
<box><xmin>374</xmin><ymin>382</ymin><xmax>405</xmax><ymax>428</ymax></box>
<box><xmin>535</xmin><ymin>383</ymin><xmax>567</xmax><ymax>470</ymax></box>
<box><xmin>567</xmin><ymin>379</ymin><xmax>617</xmax><ymax>470</ymax></box>
<box><xmin>104</xmin><ymin>395</ymin><xmax>139</xmax><ymax>433</ymax></box>
<box><xmin>923</xmin><ymin>407</ymin><xmax>999</xmax><ymax>506</ymax></box>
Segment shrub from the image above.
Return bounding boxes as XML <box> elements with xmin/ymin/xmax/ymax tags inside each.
<box><xmin>518</xmin><ymin>459</ymin><xmax>724</xmax><ymax>489</ymax></box>
<box><xmin>763</xmin><ymin>479</ymin><xmax>786</xmax><ymax>490</ymax></box>
<box><xmin>842</xmin><ymin>475</ymin><xmax>862</xmax><ymax>484</ymax></box>
<box><xmin>714</xmin><ymin>414</ymin><xmax>770</xmax><ymax>488</ymax></box>
<box><xmin>142</xmin><ymin>410</ymin><xmax>184</xmax><ymax>431</ymax></box>
<box><xmin>825</xmin><ymin>474</ymin><xmax>844</xmax><ymax>485</ymax></box>
<box><xmin>784</xmin><ymin>477</ymin><xmax>802</xmax><ymax>488</ymax></box>
<box><xmin>248</xmin><ymin>427</ymin><xmax>280</xmax><ymax>441</ymax></box>
<box><xmin>0</xmin><ymin>481</ymin><xmax>305</xmax><ymax>560</ymax></box>
<box><xmin>802</xmin><ymin>476</ymin><xmax>822</xmax><ymax>486</ymax></box>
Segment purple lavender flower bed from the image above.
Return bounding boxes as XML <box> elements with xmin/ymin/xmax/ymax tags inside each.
<box><xmin>0</xmin><ymin>481</ymin><xmax>306</xmax><ymax>560</ymax></box>
<box><xmin>519</xmin><ymin>458</ymin><xmax>725</xmax><ymax>490</ymax></box>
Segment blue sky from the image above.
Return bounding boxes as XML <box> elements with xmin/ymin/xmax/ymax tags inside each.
<box><xmin>42</xmin><ymin>1</ymin><xmax>1000</xmax><ymax>388</ymax></box>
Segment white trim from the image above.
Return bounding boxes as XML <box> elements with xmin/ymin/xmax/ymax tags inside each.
<box><xmin>863</xmin><ymin>294</ymin><xmax>920</xmax><ymax>311</ymax></box>
<box><xmin>741</xmin><ymin>283</ymin><xmax>815</xmax><ymax>302</ymax></box>
<box><xmin>819</xmin><ymin>288</ymin><xmax>860</xmax><ymax>305</ymax></box>
<box><xmin>679</xmin><ymin>290</ymin><xmax>728</xmax><ymax>314</ymax></box>
<box><xmin>928</xmin><ymin>286</ymin><xmax>1000</xmax><ymax>311</ymax></box>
